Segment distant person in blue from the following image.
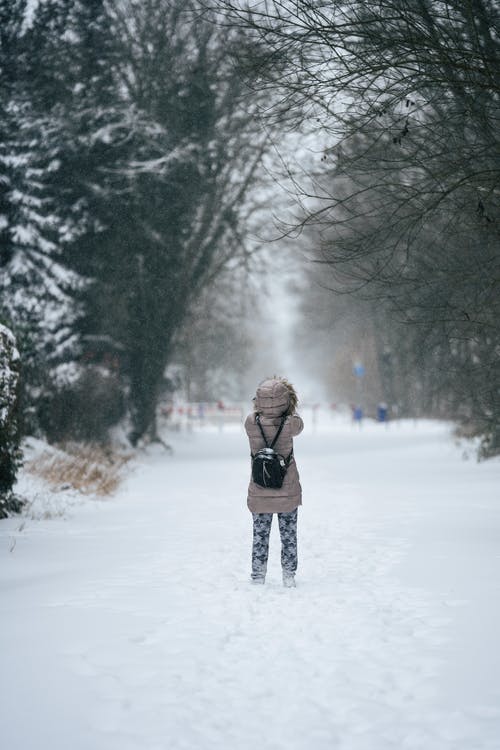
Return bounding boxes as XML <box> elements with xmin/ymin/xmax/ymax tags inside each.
<box><xmin>352</xmin><ymin>404</ymin><xmax>363</xmax><ymax>426</ymax></box>
<box><xmin>377</xmin><ymin>402</ymin><xmax>388</xmax><ymax>423</ymax></box>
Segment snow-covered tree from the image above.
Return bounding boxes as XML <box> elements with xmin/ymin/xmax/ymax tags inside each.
<box><xmin>107</xmin><ymin>0</ymin><xmax>268</xmax><ymax>443</ymax></box>
<box><xmin>0</xmin><ymin>101</ymin><xmax>82</xmax><ymax>358</ymax></box>
<box><xmin>0</xmin><ymin>323</ymin><xmax>22</xmax><ymax>516</ymax></box>
<box><xmin>0</xmin><ymin>0</ymin><xmax>84</xmax><ymax>428</ymax></box>
<box><xmin>37</xmin><ymin>0</ymin><xmax>271</xmax><ymax>444</ymax></box>
<box><xmin>0</xmin><ymin>0</ymin><xmax>276</xmax><ymax>445</ymax></box>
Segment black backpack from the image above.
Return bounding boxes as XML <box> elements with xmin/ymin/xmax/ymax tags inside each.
<box><xmin>251</xmin><ymin>414</ymin><xmax>293</xmax><ymax>489</ymax></box>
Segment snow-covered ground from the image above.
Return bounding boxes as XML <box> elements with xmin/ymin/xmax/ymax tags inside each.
<box><xmin>1</xmin><ymin>415</ymin><xmax>500</xmax><ymax>750</ymax></box>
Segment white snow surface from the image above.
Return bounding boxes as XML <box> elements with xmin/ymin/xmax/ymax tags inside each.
<box><xmin>1</xmin><ymin>415</ymin><xmax>500</xmax><ymax>750</ymax></box>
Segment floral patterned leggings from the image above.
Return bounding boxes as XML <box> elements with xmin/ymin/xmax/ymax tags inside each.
<box><xmin>251</xmin><ymin>509</ymin><xmax>298</xmax><ymax>581</ymax></box>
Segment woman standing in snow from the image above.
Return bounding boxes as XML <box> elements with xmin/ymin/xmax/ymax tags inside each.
<box><xmin>245</xmin><ymin>377</ymin><xmax>304</xmax><ymax>587</ymax></box>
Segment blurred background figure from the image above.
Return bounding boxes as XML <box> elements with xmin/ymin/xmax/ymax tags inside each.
<box><xmin>352</xmin><ymin>404</ymin><xmax>363</xmax><ymax>428</ymax></box>
<box><xmin>377</xmin><ymin>402</ymin><xmax>388</xmax><ymax>424</ymax></box>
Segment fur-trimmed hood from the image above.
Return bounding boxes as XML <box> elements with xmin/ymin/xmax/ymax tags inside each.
<box><xmin>253</xmin><ymin>377</ymin><xmax>298</xmax><ymax>418</ymax></box>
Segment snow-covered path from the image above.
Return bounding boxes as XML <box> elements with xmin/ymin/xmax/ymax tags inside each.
<box><xmin>1</xmin><ymin>418</ymin><xmax>500</xmax><ymax>750</ymax></box>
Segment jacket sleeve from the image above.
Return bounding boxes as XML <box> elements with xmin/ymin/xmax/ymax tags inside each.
<box><xmin>290</xmin><ymin>414</ymin><xmax>304</xmax><ymax>437</ymax></box>
<box><xmin>244</xmin><ymin>413</ymin><xmax>254</xmax><ymax>436</ymax></box>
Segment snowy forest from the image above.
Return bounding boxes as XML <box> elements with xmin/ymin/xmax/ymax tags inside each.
<box><xmin>1</xmin><ymin>0</ymin><xmax>499</xmax><ymax>514</ymax></box>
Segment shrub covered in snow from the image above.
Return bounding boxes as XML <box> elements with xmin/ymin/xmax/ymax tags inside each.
<box><xmin>0</xmin><ymin>323</ymin><xmax>23</xmax><ymax>516</ymax></box>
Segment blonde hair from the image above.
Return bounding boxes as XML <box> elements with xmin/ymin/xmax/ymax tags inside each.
<box><xmin>279</xmin><ymin>376</ymin><xmax>299</xmax><ymax>416</ymax></box>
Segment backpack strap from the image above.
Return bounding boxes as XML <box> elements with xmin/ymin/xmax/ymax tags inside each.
<box><xmin>255</xmin><ymin>413</ymin><xmax>270</xmax><ymax>447</ymax></box>
<box><xmin>270</xmin><ymin>415</ymin><xmax>287</xmax><ymax>448</ymax></box>
<box><xmin>255</xmin><ymin>414</ymin><xmax>286</xmax><ymax>449</ymax></box>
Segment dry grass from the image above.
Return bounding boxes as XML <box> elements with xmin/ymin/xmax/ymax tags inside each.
<box><xmin>26</xmin><ymin>442</ymin><xmax>132</xmax><ymax>496</ymax></box>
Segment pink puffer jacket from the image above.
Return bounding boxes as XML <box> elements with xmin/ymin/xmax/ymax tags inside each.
<box><xmin>245</xmin><ymin>379</ymin><xmax>304</xmax><ymax>514</ymax></box>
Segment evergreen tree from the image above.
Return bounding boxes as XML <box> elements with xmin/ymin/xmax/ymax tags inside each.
<box><xmin>0</xmin><ymin>0</ymin><xmax>81</xmax><ymax>408</ymax></box>
<box><xmin>0</xmin><ymin>323</ymin><xmax>22</xmax><ymax>517</ymax></box>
